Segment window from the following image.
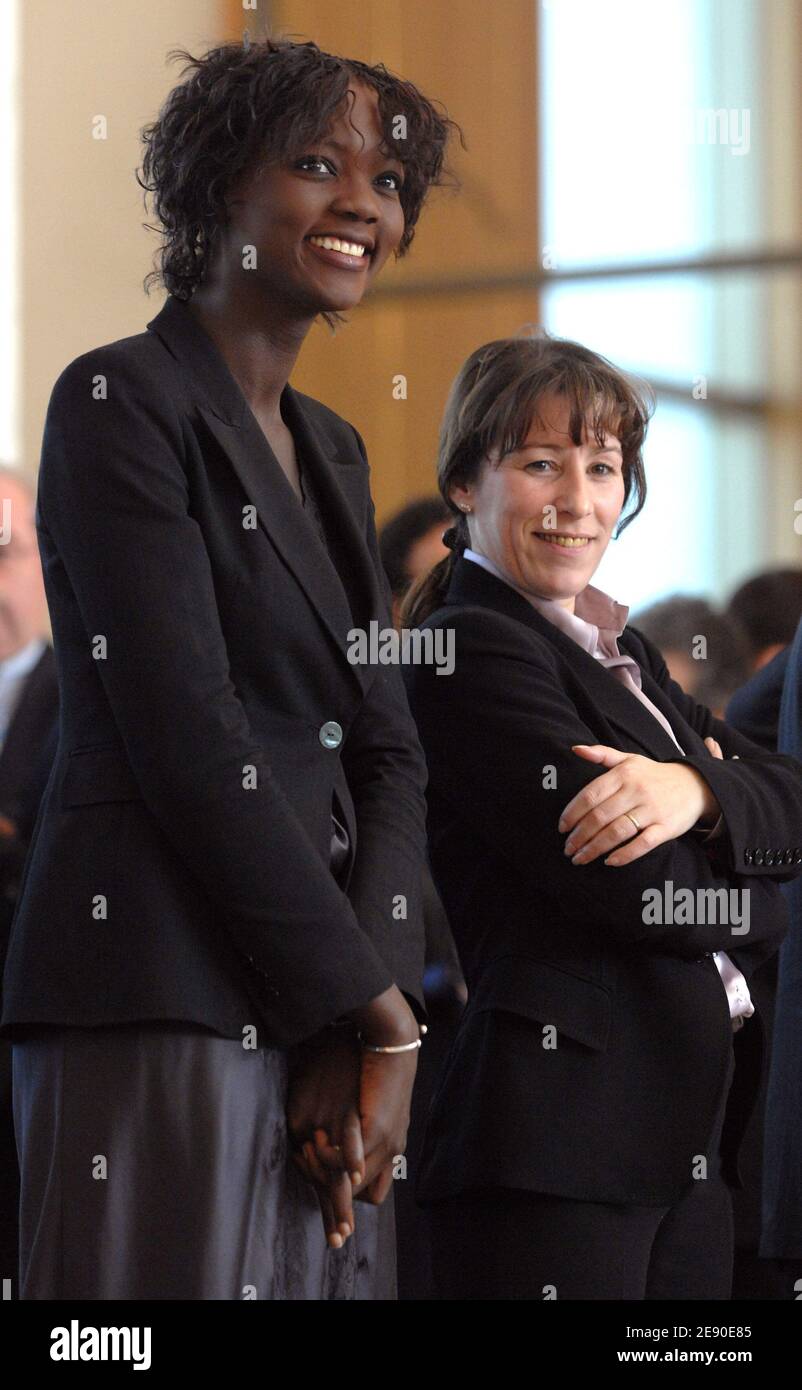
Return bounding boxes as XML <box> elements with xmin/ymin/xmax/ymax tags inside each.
<box><xmin>539</xmin><ymin>0</ymin><xmax>802</xmax><ymax>609</ymax></box>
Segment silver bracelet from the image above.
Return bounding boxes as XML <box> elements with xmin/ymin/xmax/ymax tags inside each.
<box><xmin>359</xmin><ymin>1024</ymin><xmax>427</xmax><ymax>1054</ymax></box>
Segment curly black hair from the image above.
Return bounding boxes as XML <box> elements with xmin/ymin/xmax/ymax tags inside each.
<box><xmin>137</xmin><ymin>36</ymin><xmax>460</xmax><ymax>308</ymax></box>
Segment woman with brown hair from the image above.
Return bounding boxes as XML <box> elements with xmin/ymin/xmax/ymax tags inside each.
<box><xmin>401</xmin><ymin>331</ymin><xmax>802</xmax><ymax>1299</ymax></box>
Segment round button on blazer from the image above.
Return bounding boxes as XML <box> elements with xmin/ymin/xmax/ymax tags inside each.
<box><xmin>0</xmin><ymin>295</ymin><xmax>429</xmax><ymax>1049</ymax></box>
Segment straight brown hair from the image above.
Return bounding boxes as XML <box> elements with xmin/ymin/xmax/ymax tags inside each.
<box><xmin>401</xmin><ymin>329</ymin><xmax>654</xmax><ymax>629</ymax></box>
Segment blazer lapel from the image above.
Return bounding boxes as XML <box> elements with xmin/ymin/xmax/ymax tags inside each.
<box><xmin>280</xmin><ymin>384</ymin><xmax>380</xmax><ymax>640</ymax></box>
<box><xmin>444</xmin><ymin>556</ymin><xmax>692</xmax><ymax>762</ymax></box>
<box><xmin>147</xmin><ymin>294</ymin><xmax>378</xmax><ymax>697</ymax></box>
<box><xmin>617</xmin><ymin>637</ymin><xmax>712</xmax><ymax>759</ymax></box>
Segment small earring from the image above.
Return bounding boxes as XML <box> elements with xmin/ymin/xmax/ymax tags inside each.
<box><xmin>460</xmin><ymin>504</ymin><xmax>472</xmax><ymax>514</ymax></box>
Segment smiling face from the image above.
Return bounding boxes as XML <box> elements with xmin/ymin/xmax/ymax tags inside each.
<box><xmin>217</xmin><ymin>81</ymin><xmax>406</xmax><ymax>316</ymax></box>
<box><xmin>449</xmin><ymin>390</ymin><xmax>627</xmax><ymax>612</ymax></box>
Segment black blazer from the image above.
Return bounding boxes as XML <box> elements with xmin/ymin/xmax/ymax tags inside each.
<box><xmin>0</xmin><ymin>294</ymin><xmax>428</xmax><ymax>1048</ymax></box>
<box><xmin>402</xmin><ymin>556</ymin><xmax>802</xmax><ymax>1205</ymax></box>
<box><xmin>0</xmin><ymin>645</ymin><xmax>58</xmax><ymax>989</ymax></box>
<box><xmin>726</xmin><ymin>645</ymin><xmax>790</xmax><ymax>750</ymax></box>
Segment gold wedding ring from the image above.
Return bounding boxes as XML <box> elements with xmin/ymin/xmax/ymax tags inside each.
<box><xmin>625</xmin><ymin>812</ymin><xmax>641</xmax><ymax>833</ymax></box>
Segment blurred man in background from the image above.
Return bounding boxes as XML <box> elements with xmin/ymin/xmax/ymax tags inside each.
<box><xmin>632</xmin><ymin>595</ymin><xmax>751</xmax><ymax>717</ymax></box>
<box><xmin>379</xmin><ymin>496</ymin><xmax>451</xmax><ymax>630</ymax></box>
<box><xmin>636</xmin><ymin>572</ymin><xmax>802</xmax><ymax>1298</ymax></box>
<box><xmin>760</xmin><ymin>615</ymin><xmax>802</xmax><ymax>1289</ymax></box>
<box><xmin>0</xmin><ymin>467</ymin><xmax>58</xmax><ymax>1298</ymax></box>
<box><xmin>726</xmin><ymin>569</ymin><xmax>802</xmax><ymax>675</ymax></box>
<box><xmin>725</xmin><ymin>570</ymin><xmax>802</xmax><ymax>752</ymax></box>
<box><xmin>724</xmin><ymin>574</ymin><xmax>802</xmax><ymax>1297</ymax></box>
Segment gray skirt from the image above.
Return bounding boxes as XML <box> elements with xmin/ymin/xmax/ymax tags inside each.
<box><xmin>12</xmin><ymin>1022</ymin><xmax>396</xmax><ymax>1300</ymax></box>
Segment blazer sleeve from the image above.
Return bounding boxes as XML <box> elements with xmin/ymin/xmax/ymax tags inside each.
<box><xmin>404</xmin><ymin>607</ymin><xmax>793</xmax><ymax>964</ymax></box>
<box><xmin>627</xmin><ymin>624</ymin><xmax>802</xmax><ymax>885</ymax></box>
<box><xmin>36</xmin><ymin>350</ymin><xmax>396</xmax><ymax>1047</ymax></box>
<box><xmin>343</xmin><ymin>426</ymin><xmax>428</xmax><ymax>1021</ymax></box>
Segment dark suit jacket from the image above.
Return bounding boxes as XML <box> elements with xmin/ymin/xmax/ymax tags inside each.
<box><xmin>761</xmin><ymin>616</ymin><xmax>802</xmax><ymax>1255</ymax></box>
<box><xmin>726</xmin><ymin>645</ymin><xmax>790</xmax><ymax>751</ymax></box>
<box><xmin>402</xmin><ymin>556</ymin><xmax>802</xmax><ymax>1206</ymax></box>
<box><xmin>722</xmin><ymin>644</ymin><xmax>791</xmax><ymax>1251</ymax></box>
<box><xmin>0</xmin><ymin>645</ymin><xmax>58</xmax><ymax>977</ymax></box>
<box><xmin>0</xmin><ymin>642</ymin><xmax>58</xmax><ymax>1296</ymax></box>
<box><xmin>0</xmin><ymin>294</ymin><xmax>428</xmax><ymax>1049</ymax></box>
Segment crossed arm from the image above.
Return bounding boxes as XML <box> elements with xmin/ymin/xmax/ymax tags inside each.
<box><xmin>404</xmin><ymin>609</ymin><xmax>802</xmax><ymax>963</ymax></box>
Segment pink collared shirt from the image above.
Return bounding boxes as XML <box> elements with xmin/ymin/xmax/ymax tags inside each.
<box><xmin>463</xmin><ymin>548</ymin><xmax>754</xmax><ymax>1029</ymax></box>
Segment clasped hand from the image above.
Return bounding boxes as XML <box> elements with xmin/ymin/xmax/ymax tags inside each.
<box><xmin>288</xmin><ymin>741</ymin><xmax>725</xmax><ymax>1244</ymax></box>
<box><xmin>558</xmin><ymin>737</ymin><xmax>724</xmax><ymax>867</ymax></box>
<box><xmin>286</xmin><ymin>990</ymin><xmax>418</xmax><ymax>1249</ymax></box>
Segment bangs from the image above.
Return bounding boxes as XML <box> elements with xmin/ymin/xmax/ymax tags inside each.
<box><xmin>280</xmin><ymin>76</ymin><xmax>416</xmax><ymax>169</ymax></box>
<box><xmin>443</xmin><ymin>331</ymin><xmax>652</xmax><ymax>536</ymax></box>
<box><xmin>487</xmin><ymin>362</ymin><xmax>645</xmax><ymax>465</ymax></box>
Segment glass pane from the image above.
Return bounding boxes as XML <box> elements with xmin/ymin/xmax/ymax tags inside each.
<box><xmin>591</xmin><ymin>401</ymin><xmax>764</xmax><ymax>610</ymax></box>
<box><xmin>540</xmin><ymin>271</ymin><xmax>793</xmax><ymax>606</ymax></box>
<box><xmin>541</xmin><ymin>270</ymin><xmax>800</xmax><ymax>395</ymax></box>
<box><xmin>543</xmin><ymin>275</ymin><xmax>715</xmax><ymax>386</ymax></box>
<box><xmin>540</xmin><ymin>0</ymin><xmax>765</xmax><ymax>267</ymax></box>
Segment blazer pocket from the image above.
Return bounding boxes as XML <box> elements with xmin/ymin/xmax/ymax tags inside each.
<box><xmin>467</xmin><ymin>954</ymin><xmax>612</xmax><ymax>1052</ymax></box>
<box><xmin>61</xmin><ymin>744</ymin><xmax>143</xmax><ymax>807</ymax></box>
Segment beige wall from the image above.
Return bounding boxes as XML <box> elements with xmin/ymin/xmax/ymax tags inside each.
<box><xmin>19</xmin><ymin>0</ymin><xmax>539</xmax><ymax>523</ymax></box>
<box><xmin>19</xmin><ymin>0</ymin><xmax>227</xmax><ymax>476</ymax></box>
<box><xmin>270</xmin><ymin>0</ymin><xmax>540</xmax><ymax>521</ymax></box>
<box><xmin>20</xmin><ymin>0</ymin><xmax>540</xmax><ymax>525</ymax></box>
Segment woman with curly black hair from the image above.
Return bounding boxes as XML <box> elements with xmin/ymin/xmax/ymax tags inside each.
<box><xmin>2</xmin><ymin>37</ymin><xmax>456</xmax><ymax>1300</ymax></box>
